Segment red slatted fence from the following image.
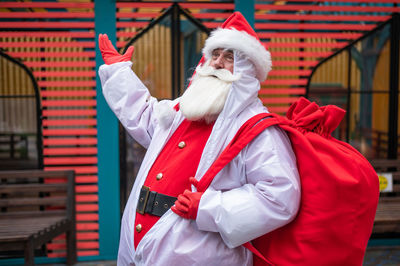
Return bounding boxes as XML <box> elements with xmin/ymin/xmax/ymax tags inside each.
<box><xmin>0</xmin><ymin>0</ymin><xmax>99</xmax><ymax>258</ymax></box>
<box><xmin>0</xmin><ymin>0</ymin><xmax>398</xmax><ymax>261</ymax></box>
<box><xmin>254</xmin><ymin>0</ymin><xmax>399</xmax><ymax>113</ymax></box>
<box><xmin>115</xmin><ymin>0</ymin><xmax>397</xmax><ymax>113</ymax></box>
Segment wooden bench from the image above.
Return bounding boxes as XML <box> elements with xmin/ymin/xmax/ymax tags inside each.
<box><xmin>0</xmin><ymin>170</ymin><xmax>76</xmax><ymax>265</ymax></box>
<box><xmin>370</xmin><ymin>159</ymin><xmax>400</xmax><ymax>235</ymax></box>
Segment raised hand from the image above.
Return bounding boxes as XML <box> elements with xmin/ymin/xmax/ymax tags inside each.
<box><xmin>98</xmin><ymin>33</ymin><xmax>134</xmax><ymax>65</ymax></box>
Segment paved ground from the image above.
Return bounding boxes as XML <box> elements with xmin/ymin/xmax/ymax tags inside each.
<box><xmin>42</xmin><ymin>246</ymin><xmax>400</xmax><ymax>265</ymax></box>
<box><xmin>73</xmin><ymin>262</ymin><xmax>116</xmax><ymax>266</ymax></box>
<box><xmin>363</xmin><ymin>246</ymin><xmax>400</xmax><ymax>266</ymax></box>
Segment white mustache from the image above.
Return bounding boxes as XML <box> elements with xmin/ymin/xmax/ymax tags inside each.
<box><xmin>194</xmin><ymin>64</ymin><xmax>241</xmax><ymax>82</ymax></box>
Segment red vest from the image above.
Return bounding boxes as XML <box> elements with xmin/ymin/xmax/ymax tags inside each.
<box><xmin>134</xmin><ymin>119</ymin><xmax>214</xmax><ymax>248</ymax></box>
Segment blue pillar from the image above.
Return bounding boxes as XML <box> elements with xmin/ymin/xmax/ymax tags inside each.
<box><xmin>94</xmin><ymin>0</ymin><xmax>120</xmax><ymax>260</ymax></box>
<box><xmin>234</xmin><ymin>0</ymin><xmax>255</xmax><ymax>27</ymax></box>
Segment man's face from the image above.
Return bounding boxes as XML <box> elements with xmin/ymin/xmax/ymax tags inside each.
<box><xmin>209</xmin><ymin>48</ymin><xmax>234</xmax><ymax>73</ymax></box>
<box><xmin>180</xmin><ymin>59</ymin><xmax>240</xmax><ymax>123</ymax></box>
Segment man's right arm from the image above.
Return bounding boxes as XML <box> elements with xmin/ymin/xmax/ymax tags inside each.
<box><xmin>99</xmin><ymin>61</ymin><xmax>158</xmax><ymax>148</ymax></box>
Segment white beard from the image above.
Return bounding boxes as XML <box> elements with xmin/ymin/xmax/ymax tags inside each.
<box><xmin>180</xmin><ymin>63</ymin><xmax>241</xmax><ymax>124</ymax></box>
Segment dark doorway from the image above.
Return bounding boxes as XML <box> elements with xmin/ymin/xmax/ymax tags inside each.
<box><xmin>0</xmin><ymin>49</ymin><xmax>43</xmax><ymax>170</ymax></box>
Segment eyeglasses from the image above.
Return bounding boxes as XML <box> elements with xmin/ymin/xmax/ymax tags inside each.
<box><xmin>211</xmin><ymin>49</ymin><xmax>234</xmax><ymax>63</ymax></box>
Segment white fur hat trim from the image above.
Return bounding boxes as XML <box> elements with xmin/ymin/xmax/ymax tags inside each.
<box><xmin>202</xmin><ymin>28</ymin><xmax>272</xmax><ymax>82</ymax></box>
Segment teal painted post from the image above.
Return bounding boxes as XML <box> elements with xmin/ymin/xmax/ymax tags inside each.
<box><xmin>234</xmin><ymin>0</ymin><xmax>255</xmax><ymax>27</ymax></box>
<box><xmin>94</xmin><ymin>0</ymin><xmax>120</xmax><ymax>260</ymax></box>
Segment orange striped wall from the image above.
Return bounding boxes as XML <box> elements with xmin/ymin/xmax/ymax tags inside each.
<box><xmin>0</xmin><ymin>0</ymin><xmax>398</xmax><ymax>261</ymax></box>
<box><xmin>0</xmin><ymin>0</ymin><xmax>99</xmax><ymax>258</ymax></box>
<box><xmin>254</xmin><ymin>0</ymin><xmax>399</xmax><ymax>113</ymax></box>
<box><xmin>114</xmin><ymin>0</ymin><xmax>398</xmax><ymax>114</ymax></box>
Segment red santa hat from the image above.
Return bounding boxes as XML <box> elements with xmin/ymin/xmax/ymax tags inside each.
<box><xmin>202</xmin><ymin>12</ymin><xmax>272</xmax><ymax>82</ymax></box>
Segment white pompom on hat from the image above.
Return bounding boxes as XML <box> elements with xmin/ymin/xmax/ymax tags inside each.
<box><xmin>202</xmin><ymin>12</ymin><xmax>272</xmax><ymax>82</ymax></box>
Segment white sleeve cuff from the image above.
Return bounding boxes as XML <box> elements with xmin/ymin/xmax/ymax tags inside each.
<box><xmin>99</xmin><ymin>61</ymin><xmax>133</xmax><ymax>88</ymax></box>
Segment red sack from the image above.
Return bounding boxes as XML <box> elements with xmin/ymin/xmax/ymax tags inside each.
<box><xmin>196</xmin><ymin>97</ymin><xmax>379</xmax><ymax>266</ymax></box>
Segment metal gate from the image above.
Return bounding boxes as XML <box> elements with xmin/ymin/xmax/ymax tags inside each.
<box><xmin>307</xmin><ymin>14</ymin><xmax>399</xmax><ymax>160</ymax></box>
<box><xmin>0</xmin><ymin>49</ymin><xmax>43</xmax><ymax>170</ymax></box>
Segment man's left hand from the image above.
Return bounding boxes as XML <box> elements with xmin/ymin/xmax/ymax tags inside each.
<box><xmin>99</xmin><ymin>34</ymin><xmax>134</xmax><ymax>65</ymax></box>
<box><xmin>171</xmin><ymin>189</ymin><xmax>203</xmax><ymax>220</ymax></box>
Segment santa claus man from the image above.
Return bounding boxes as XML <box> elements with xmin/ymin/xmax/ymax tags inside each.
<box><xmin>99</xmin><ymin>12</ymin><xmax>300</xmax><ymax>266</ymax></box>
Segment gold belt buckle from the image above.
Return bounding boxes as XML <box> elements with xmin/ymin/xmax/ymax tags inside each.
<box><xmin>137</xmin><ymin>186</ymin><xmax>150</xmax><ymax>214</ymax></box>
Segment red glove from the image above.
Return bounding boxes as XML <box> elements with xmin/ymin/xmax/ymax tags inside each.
<box><xmin>171</xmin><ymin>189</ymin><xmax>203</xmax><ymax>220</ymax></box>
<box><xmin>98</xmin><ymin>33</ymin><xmax>134</xmax><ymax>65</ymax></box>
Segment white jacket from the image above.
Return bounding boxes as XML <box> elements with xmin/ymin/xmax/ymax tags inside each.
<box><xmin>99</xmin><ymin>52</ymin><xmax>301</xmax><ymax>266</ymax></box>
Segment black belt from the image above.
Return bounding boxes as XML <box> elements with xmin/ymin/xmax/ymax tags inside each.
<box><xmin>136</xmin><ymin>186</ymin><xmax>177</xmax><ymax>217</ymax></box>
